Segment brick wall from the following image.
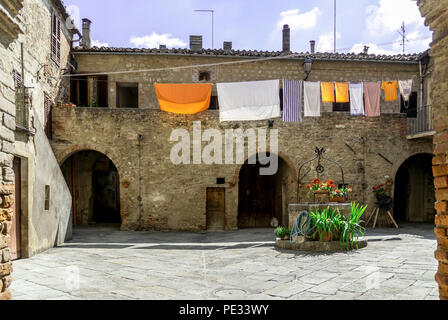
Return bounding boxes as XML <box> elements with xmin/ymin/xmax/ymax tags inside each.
<box><xmin>418</xmin><ymin>0</ymin><xmax>448</xmax><ymax>301</ymax></box>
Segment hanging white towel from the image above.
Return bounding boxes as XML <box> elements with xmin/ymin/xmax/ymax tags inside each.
<box><xmin>304</xmin><ymin>81</ymin><xmax>321</xmax><ymax>117</ymax></box>
<box><xmin>349</xmin><ymin>82</ymin><xmax>365</xmax><ymax>116</ymax></box>
<box><xmin>217</xmin><ymin>80</ymin><xmax>281</xmax><ymax>122</ymax></box>
<box><xmin>399</xmin><ymin>79</ymin><xmax>413</xmax><ymax>102</ymax></box>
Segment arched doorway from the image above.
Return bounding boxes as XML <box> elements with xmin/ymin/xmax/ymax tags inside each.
<box><xmin>238</xmin><ymin>154</ymin><xmax>294</xmax><ymax>228</ymax></box>
<box><xmin>60</xmin><ymin>150</ymin><xmax>121</xmax><ymax>226</ymax></box>
<box><xmin>393</xmin><ymin>153</ymin><xmax>435</xmax><ymax>223</ymax></box>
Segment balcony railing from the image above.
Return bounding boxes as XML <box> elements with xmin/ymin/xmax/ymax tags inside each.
<box><xmin>407</xmin><ymin>105</ymin><xmax>434</xmax><ymax>137</ymax></box>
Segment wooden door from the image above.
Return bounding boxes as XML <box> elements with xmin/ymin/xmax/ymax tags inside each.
<box><xmin>206</xmin><ymin>188</ymin><xmax>225</xmax><ymax>231</ymax></box>
<box><xmin>92</xmin><ymin>170</ymin><xmax>120</xmax><ymax>223</ymax></box>
<box><xmin>10</xmin><ymin>157</ymin><xmax>21</xmax><ymax>260</ymax></box>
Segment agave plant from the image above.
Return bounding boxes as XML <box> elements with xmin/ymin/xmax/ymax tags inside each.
<box><xmin>339</xmin><ymin>203</ymin><xmax>368</xmax><ymax>250</ymax></box>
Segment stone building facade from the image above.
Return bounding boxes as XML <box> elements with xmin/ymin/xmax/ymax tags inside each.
<box><xmin>50</xmin><ymin>41</ymin><xmax>435</xmax><ymax>232</ymax></box>
<box><xmin>0</xmin><ymin>0</ymin><xmax>75</xmax><ymax>299</ymax></box>
<box><xmin>418</xmin><ymin>0</ymin><xmax>448</xmax><ymax>301</ymax></box>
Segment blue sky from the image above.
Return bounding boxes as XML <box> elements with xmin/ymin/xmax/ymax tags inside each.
<box><xmin>63</xmin><ymin>0</ymin><xmax>432</xmax><ymax>54</ymax></box>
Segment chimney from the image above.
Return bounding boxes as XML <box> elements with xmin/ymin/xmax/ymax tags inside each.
<box><xmin>310</xmin><ymin>40</ymin><xmax>316</xmax><ymax>54</ymax></box>
<box><xmin>159</xmin><ymin>44</ymin><xmax>167</xmax><ymax>49</ymax></box>
<box><xmin>80</xmin><ymin>18</ymin><xmax>92</xmax><ymax>48</ymax></box>
<box><xmin>363</xmin><ymin>46</ymin><xmax>370</xmax><ymax>54</ymax></box>
<box><xmin>189</xmin><ymin>35</ymin><xmax>203</xmax><ymax>52</ymax></box>
<box><xmin>282</xmin><ymin>25</ymin><xmax>290</xmax><ymax>52</ymax></box>
<box><xmin>223</xmin><ymin>41</ymin><xmax>232</xmax><ymax>51</ymax></box>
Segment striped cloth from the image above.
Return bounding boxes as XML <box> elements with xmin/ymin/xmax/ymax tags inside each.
<box><xmin>282</xmin><ymin>80</ymin><xmax>303</xmax><ymax>122</ymax></box>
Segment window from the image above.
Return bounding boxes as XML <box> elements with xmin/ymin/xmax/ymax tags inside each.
<box><xmin>45</xmin><ymin>185</ymin><xmax>50</xmax><ymax>210</ymax></box>
<box><xmin>70</xmin><ymin>75</ymin><xmax>108</xmax><ymax>107</ymax></box>
<box><xmin>209</xmin><ymin>96</ymin><xmax>219</xmax><ymax>110</ymax></box>
<box><xmin>44</xmin><ymin>94</ymin><xmax>52</xmax><ymax>139</ymax></box>
<box><xmin>333</xmin><ymin>102</ymin><xmax>350</xmax><ymax>112</ymax></box>
<box><xmin>216</xmin><ymin>178</ymin><xmax>225</xmax><ymax>185</ymax></box>
<box><xmin>117</xmin><ymin>83</ymin><xmax>138</xmax><ymax>108</ymax></box>
<box><xmin>279</xmin><ymin>89</ymin><xmax>283</xmax><ymax>111</ymax></box>
<box><xmin>199</xmin><ymin>71</ymin><xmax>211</xmax><ymax>82</ymax></box>
<box><xmin>51</xmin><ymin>12</ymin><xmax>61</xmax><ymax>65</ymax></box>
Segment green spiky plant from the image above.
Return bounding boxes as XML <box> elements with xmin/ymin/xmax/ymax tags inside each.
<box><xmin>339</xmin><ymin>203</ymin><xmax>368</xmax><ymax>250</ymax></box>
<box><xmin>309</xmin><ymin>207</ymin><xmax>341</xmax><ymax>242</ymax></box>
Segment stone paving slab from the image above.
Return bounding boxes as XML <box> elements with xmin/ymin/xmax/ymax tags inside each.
<box><xmin>9</xmin><ymin>223</ymin><xmax>439</xmax><ymax>300</ymax></box>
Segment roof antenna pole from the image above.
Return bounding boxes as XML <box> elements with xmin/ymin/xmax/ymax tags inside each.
<box><xmin>398</xmin><ymin>22</ymin><xmax>409</xmax><ymax>55</ymax></box>
<box><xmin>334</xmin><ymin>0</ymin><xmax>337</xmax><ymax>53</ymax></box>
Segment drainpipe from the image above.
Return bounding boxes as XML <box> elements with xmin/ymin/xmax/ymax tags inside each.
<box><xmin>419</xmin><ymin>60</ymin><xmax>424</xmax><ymax>110</ymax></box>
<box><xmin>21</xmin><ymin>43</ymin><xmax>26</xmax><ymax>128</ymax></box>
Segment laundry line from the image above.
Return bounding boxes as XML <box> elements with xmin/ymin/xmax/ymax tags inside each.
<box><xmin>62</xmin><ymin>52</ymin><xmax>303</xmax><ymax>78</ymax></box>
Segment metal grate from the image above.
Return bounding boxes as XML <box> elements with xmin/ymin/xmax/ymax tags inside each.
<box><xmin>407</xmin><ymin>105</ymin><xmax>434</xmax><ymax>135</ymax></box>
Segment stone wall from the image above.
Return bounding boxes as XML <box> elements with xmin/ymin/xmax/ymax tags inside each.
<box><xmin>73</xmin><ymin>52</ymin><xmax>423</xmax><ymax>115</ymax></box>
<box><xmin>418</xmin><ymin>0</ymin><xmax>448</xmax><ymax>301</ymax></box>
<box><xmin>0</xmin><ymin>0</ymin><xmax>74</xmax><ymax>299</ymax></box>
<box><xmin>51</xmin><ymin>107</ymin><xmax>432</xmax><ymax>232</ymax></box>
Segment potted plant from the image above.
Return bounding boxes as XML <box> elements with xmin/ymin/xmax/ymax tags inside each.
<box><xmin>330</xmin><ymin>186</ymin><xmax>353</xmax><ymax>203</ymax></box>
<box><xmin>339</xmin><ymin>203</ymin><xmax>367</xmax><ymax>250</ymax></box>
<box><xmin>122</xmin><ymin>179</ymin><xmax>130</xmax><ymax>188</ymax></box>
<box><xmin>309</xmin><ymin>207</ymin><xmax>340</xmax><ymax>242</ymax></box>
<box><xmin>274</xmin><ymin>226</ymin><xmax>291</xmax><ymax>240</ymax></box>
<box><xmin>306</xmin><ymin>179</ymin><xmax>336</xmax><ymax>203</ymax></box>
<box><xmin>372</xmin><ymin>183</ymin><xmax>393</xmax><ymax>211</ymax></box>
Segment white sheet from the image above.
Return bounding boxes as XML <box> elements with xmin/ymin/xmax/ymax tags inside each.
<box><xmin>304</xmin><ymin>81</ymin><xmax>321</xmax><ymax>117</ymax></box>
<box><xmin>399</xmin><ymin>79</ymin><xmax>413</xmax><ymax>102</ymax></box>
<box><xmin>349</xmin><ymin>82</ymin><xmax>365</xmax><ymax>116</ymax></box>
<box><xmin>217</xmin><ymin>80</ymin><xmax>281</xmax><ymax>122</ymax></box>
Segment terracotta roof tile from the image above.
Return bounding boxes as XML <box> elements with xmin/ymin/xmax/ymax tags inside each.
<box><xmin>72</xmin><ymin>46</ymin><xmax>424</xmax><ymax>63</ymax></box>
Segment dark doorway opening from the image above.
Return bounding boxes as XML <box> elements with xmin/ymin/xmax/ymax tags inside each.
<box><xmin>61</xmin><ymin>151</ymin><xmax>121</xmax><ymax>227</ymax></box>
<box><xmin>238</xmin><ymin>155</ymin><xmax>293</xmax><ymax>228</ymax></box>
<box><xmin>394</xmin><ymin>153</ymin><xmax>435</xmax><ymax>223</ymax></box>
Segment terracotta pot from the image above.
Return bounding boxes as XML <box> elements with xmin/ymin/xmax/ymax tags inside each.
<box><xmin>330</xmin><ymin>196</ymin><xmax>345</xmax><ymax>203</ymax></box>
<box><xmin>313</xmin><ymin>190</ymin><xmax>330</xmax><ymax>204</ymax></box>
<box><xmin>319</xmin><ymin>231</ymin><xmax>331</xmax><ymax>242</ymax></box>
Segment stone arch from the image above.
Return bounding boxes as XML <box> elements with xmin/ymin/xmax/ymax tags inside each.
<box><xmin>393</xmin><ymin>152</ymin><xmax>436</xmax><ymax>223</ymax></box>
<box><xmin>236</xmin><ymin>152</ymin><xmax>297</xmax><ymax>228</ymax></box>
<box><xmin>60</xmin><ymin>148</ymin><xmax>123</xmax><ymax>227</ymax></box>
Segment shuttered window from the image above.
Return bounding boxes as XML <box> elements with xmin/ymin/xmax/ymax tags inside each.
<box><xmin>13</xmin><ymin>70</ymin><xmax>22</xmax><ymax>88</ymax></box>
<box><xmin>51</xmin><ymin>12</ymin><xmax>61</xmax><ymax>65</ymax></box>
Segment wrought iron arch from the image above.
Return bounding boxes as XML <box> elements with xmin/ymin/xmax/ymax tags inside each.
<box><xmin>297</xmin><ymin>147</ymin><xmax>345</xmax><ymax>202</ymax></box>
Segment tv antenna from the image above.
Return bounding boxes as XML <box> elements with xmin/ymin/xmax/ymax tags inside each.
<box><xmin>397</xmin><ymin>22</ymin><xmax>409</xmax><ymax>54</ymax></box>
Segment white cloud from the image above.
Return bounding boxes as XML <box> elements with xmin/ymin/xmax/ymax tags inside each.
<box><xmin>365</xmin><ymin>0</ymin><xmax>425</xmax><ymax>35</ymax></box>
<box><xmin>129</xmin><ymin>32</ymin><xmax>187</xmax><ymax>49</ymax></box>
<box><xmin>276</xmin><ymin>7</ymin><xmax>321</xmax><ymax>31</ymax></box>
<box><xmin>350</xmin><ymin>43</ymin><xmax>396</xmax><ymax>55</ymax></box>
<box><xmin>268</xmin><ymin>7</ymin><xmax>321</xmax><ymax>49</ymax></box>
<box><xmin>91</xmin><ymin>40</ymin><xmax>109</xmax><ymax>48</ymax></box>
<box><xmin>317</xmin><ymin>32</ymin><xmax>341</xmax><ymax>53</ymax></box>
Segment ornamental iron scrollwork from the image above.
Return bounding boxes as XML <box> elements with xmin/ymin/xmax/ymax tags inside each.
<box><xmin>297</xmin><ymin>147</ymin><xmax>345</xmax><ymax>202</ymax></box>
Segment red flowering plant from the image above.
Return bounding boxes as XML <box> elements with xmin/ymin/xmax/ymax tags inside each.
<box><xmin>372</xmin><ymin>184</ymin><xmax>391</xmax><ymax>196</ymax></box>
<box><xmin>331</xmin><ymin>186</ymin><xmax>353</xmax><ymax>198</ymax></box>
<box><xmin>306</xmin><ymin>179</ymin><xmax>336</xmax><ymax>192</ymax></box>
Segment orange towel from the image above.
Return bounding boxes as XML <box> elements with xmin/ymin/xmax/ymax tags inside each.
<box><xmin>321</xmin><ymin>82</ymin><xmax>335</xmax><ymax>103</ymax></box>
<box><xmin>381</xmin><ymin>81</ymin><xmax>398</xmax><ymax>102</ymax></box>
<box><xmin>154</xmin><ymin>83</ymin><xmax>212</xmax><ymax>114</ymax></box>
<box><xmin>335</xmin><ymin>82</ymin><xmax>349</xmax><ymax>103</ymax></box>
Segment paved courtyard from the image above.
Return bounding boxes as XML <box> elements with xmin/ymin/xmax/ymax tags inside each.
<box><xmin>10</xmin><ymin>224</ymin><xmax>439</xmax><ymax>300</ymax></box>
